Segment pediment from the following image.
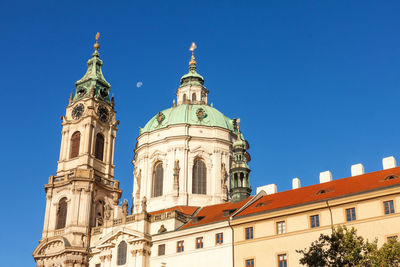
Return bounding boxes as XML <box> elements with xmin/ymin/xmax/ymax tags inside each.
<box><xmin>95</xmin><ymin>227</ymin><xmax>146</xmax><ymax>248</ymax></box>
<box><xmin>150</xmin><ymin>150</ymin><xmax>167</xmax><ymax>161</ymax></box>
<box><xmin>190</xmin><ymin>146</ymin><xmax>211</xmax><ymax>156</ymax></box>
<box><xmin>33</xmin><ymin>236</ymin><xmax>70</xmax><ymax>258</ymax></box>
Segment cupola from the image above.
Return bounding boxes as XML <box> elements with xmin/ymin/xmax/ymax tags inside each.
<box><xmin>176</xmin><ymin>42</ymin><xmax>209</xmax><ymax>105</ymax></box>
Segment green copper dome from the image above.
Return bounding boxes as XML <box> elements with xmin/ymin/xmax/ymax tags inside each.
<box><xmin>140</xmin><ymin>104</ymin><xmax>234</xmax><ymax>135</ymax></box>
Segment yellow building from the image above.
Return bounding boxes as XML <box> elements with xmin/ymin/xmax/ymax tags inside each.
<box><xmin>230</xmin><ymin>163</ymin><xmax>400</xmax><ymax>266</ymax></box>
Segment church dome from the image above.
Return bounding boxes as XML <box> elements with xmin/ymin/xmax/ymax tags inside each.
<box><xmin>140</xmin><ymin>104</ymin><xmax>234</xmax><ymax>135</ymax></box>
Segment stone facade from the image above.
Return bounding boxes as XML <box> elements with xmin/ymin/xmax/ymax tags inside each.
<box><xmin>34</xmin><ymin>39</ymin><xmax>400</xmax><ymax>267</ymax></box>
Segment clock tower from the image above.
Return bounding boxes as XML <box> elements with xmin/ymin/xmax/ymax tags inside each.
<box><xmin>33</xmin><ymin>34</ymin><xmax>122</xmax><ymax>267</ymax></box>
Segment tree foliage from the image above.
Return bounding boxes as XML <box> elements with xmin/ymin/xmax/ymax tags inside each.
<box><xmin>297</xmin><ymin>226</ymin><xmax>400</xmax><ymax>266</ymax></box>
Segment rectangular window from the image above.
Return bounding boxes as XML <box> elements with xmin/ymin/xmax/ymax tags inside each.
<box><xmin>216</xmin><ymin>233</ymin><xmax>224</xmax><ymax>245</ymax></box>
<box><xmin>158</xmin><ymin>244</ymin><xmax>165</xmax><ymax>256</ymax></box>
<box><xmin>278</xmin><ymin>254</ymin><xmax>287</xmax><ymax>267</ymax></box>
<box><xmin>245</xmin><ymin>259</ymin><xmax>254</xmax><ymax>267</ymax></box>
<box><xmin>346</xmin><ymin>208</ymin><xmax>356</xmax><ymax>222</ymax></box>
<box><xmin>95</xmin><ymin>264</ymin><xmax>101</xmax><ymax>267</ymax></box>
<box><xmin>177</xmin><ymin>241</ymin><xmax>184</xmax><ymax>253</ymax></box>
<box><xmin>196</xmin><ymin>237</ymin><xmax>203</xmax><ymax>249</ymax></box>
<box><xmin>245</xmin><ymin>227</ymin><xmax>254</xmax><ymax>240</ymax></box>
<box><xmin>310</xmin><ymin>215</ymin><xmax>320</xmax><ymax>228</ymax></box>
<box><xmin>276</xmin><ymin>221</ymin><xmax>286</xmax><ymax>234</ymax></box>
<box><xmin>384</xmin><ymin>200</ymin><xmax>395</xmax><ymax>215</ymax></box>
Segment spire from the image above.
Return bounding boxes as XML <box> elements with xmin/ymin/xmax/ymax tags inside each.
<box><xmin>179</xmin><ymin>42</ymin><xmax>204</xmax><ymax>86</ymax></box>
<box><xmin>189</xmin><ymin>42</ymin><xmax>197</xmax><ymax>72</ymax></box>
<box><xmin>72</xmin><ymin>32</ymin><xmax>112</xmax><ymax>104</ymax></box>
<box><xmin>177</xmin><ymin>42</ymin><xmax>209</xmax><ymax>105</ymax></box>
<box><xmin>230</xmin><ymin>119</ymin><xmax>252</xmax><ymax>203</ymax></box>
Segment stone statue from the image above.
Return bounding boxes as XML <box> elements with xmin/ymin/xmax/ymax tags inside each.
<box><xmin>104</xmin><ymin>203</ymin><xmax>112</xmax><ymax>220</ymax></box>
<box><xmin>135</xmin><ymin>169</ymin><xmax>142</xmax><ymax>195</ymax></box>
<box><xmin>221</xmin><ymin>162</ymin><xmax>228</xmax><ymax>197</ymax></box>
<box><xmin>141</xmin><ymin>196</ymin><xmax>147</xmax><ymax>212</ymax></box>
<box><xmin>173</xmin><ymin>160</ymin><xmax>180</xmax><ymax>192</ymax></box>
<box><xmin>158</xmin><ymin>224</ymin><xmax>167</xmax><ymax>233</ymax></box>
<box><xmin>122</xmin><ymin>199</ymin><xmax>129</xmax><ymax>216</ymax></box>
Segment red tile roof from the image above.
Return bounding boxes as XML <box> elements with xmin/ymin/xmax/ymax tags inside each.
<box><xmin>180</xmin><ymin>197</ymin><xmax>251</xmax><ymax>229</ymax></box>
<box><xmin>235</xmin><ymin>167</ymin><xmax>400</xmax><ymax>218</ymax></box>
<box><xmin>149</xmin><ymin>205</ymin><xmax>199</xmax><ymax>216</ymax></box>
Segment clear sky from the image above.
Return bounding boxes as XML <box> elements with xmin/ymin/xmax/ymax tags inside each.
<box><xmin>1</xmin><ymin>1</ymin><xmax>400</xmax><ymax>265</ymax></box>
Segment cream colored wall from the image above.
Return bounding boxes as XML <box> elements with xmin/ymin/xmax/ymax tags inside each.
<box><xmin>151</xmin><ymin>222</ymin><xmax>233</xmax><ymax>267</ymax></box>
<box><xmin>134</xmin><ymin>124</ymin><xmax>234</xmax><ymax>212</ymax></box>
<box><xmin>233</xmin><ymin>189</ymin><xmax>400</xmax><ymax>266</ymax></box>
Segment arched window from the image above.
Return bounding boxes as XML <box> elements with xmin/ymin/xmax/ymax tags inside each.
<box><xmin>94</xmin><ymin>133</ymin><xmax>105</xmax><ymax>161</ymax></box>
<box><xmin>183</xmin><ymin>94</ymin><xmax>187</xmax><ymax>103</ymax></box>
<box><xmin>70</xmin><ymin>131</ymin><xmax>81</xmax><ymax>159</ymax></box>
<box><xmin>192</xmin><ymin>93</ymin><xmax>197</xmax><ymax>101</ymax></box>
<box><xmin>152</xmin><ymin>162</ymin><xmax>163</xmax><ymax>197</ymax></box>
<box><xmin>192</xmin><ymin>159</ymin><xmax>207</xmax><ymax>194</ymax></box>
<box><xmin>56</xmin><ymin>197</ymin><xmax>68</xmax><ymax>229</ymax></box>
<box><xmin>117</xmin><ymin>241</ymin><xmax>127</xmax><ymax>265</ymax></box>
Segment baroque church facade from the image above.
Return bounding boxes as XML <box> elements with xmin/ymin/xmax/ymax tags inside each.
<box><xmin>33</xmin><ymin>37</ymin><xmax>400</xmax><ymax>267</ymax></box>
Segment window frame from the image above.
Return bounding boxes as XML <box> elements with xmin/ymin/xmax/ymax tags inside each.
<box><xmin>56</xmin><ymin>197</ymin><xmax>68</xmax><ymax>230</ymax></box>
<box><xmin>245</xmin><ymin>226</ymin><xmax>254</xmax><ymax>240</ymax></box>
<box><xmin>94</xmin><ymin>133</ymin><xmax>105</xmax><ymax>161</ymax></box>
<box><xmin>383</xmin><ymin>200</ymin><xmax>395</xmax><ymax>215</ymax></box>
<box><xmin>245</xmin><ymin>258</ymin><xmax>255</xmax><ymax>267</ymax></box>
<box><xmin>152</xmin><ymin>162</ymin><xmax>164</xmax><ymax>197</ymax></box>
<box><xmin>310</xmin><ymin>214</ymin><xmax>320</xmax><ymax>228</ymax></box>
<box><xmin>277</xmin><ymin>253</ymin><xmax>287</xmax><ymax>267</ymax></box>
<box><xmin>345</xmin><ymin>207</ymin><xmax>356</xmax><ymax>222</ymax></box>
<box><xmin>276</xmin><ymin>220</ymin><xmax>286</xmax><ymax>235</ymax></box>
<box><xmin>192</xmin><ymin>158</ymin><xmax>207</xmax><ymax>195</ymax></box>
<box><xmin>216</xmin><ymin>232</ymin><xmax>224</xmax><ymax>245</ymax></box>
<box><xmin>158</xmin><ymin>244</ymin><xmax>165</xmax><ymax>256</ymax></box>
<box><xmin>177</xmin><ymin>240</ymin><xmax>184</xmax><ymax>253</ymax></box>
<box><xmin>195</xmin><ymin>237</ymin><xmax>204</xmax><ymax>249</ymax></box>
<box><xmin>117</xmin><ymin>241</ymin><xmax>127</xmax><ymax>265</ymax></box>
<box><xmin>70</xmin><ymin>131</ymin><xmax>81</xmax><ymax>159</ymax></box>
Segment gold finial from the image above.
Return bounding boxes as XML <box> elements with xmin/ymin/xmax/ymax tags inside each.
<box><xmin>189</xmin><ymin>42</ymin><xmax>197</xmax><ymax>65</ymax></box>
<box><xmin>237</xmin><ymin>118</ymin><xmax>241</xmax><ymax>133</ymax></box>
<box><xmin>94</xmin><ymin>32</ymin><xmax>100</xmax><ymax>50</ymax></box>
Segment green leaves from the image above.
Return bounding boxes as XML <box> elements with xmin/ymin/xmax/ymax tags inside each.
<box><xmin>297</xmin><ymin>226</ymin><xmax>400</xmax><ymax>267</ymax></box>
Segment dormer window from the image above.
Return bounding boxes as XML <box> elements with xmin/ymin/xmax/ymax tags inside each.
<box><xmin>384</xmin><ymin>175</ymin><xmax>399</xmax><ymax>181</ymax></box>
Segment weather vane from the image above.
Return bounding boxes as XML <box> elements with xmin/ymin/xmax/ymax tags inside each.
<box><xmin>94</xmin><ymin>32</ymin><xmax>100</xmax><ymax>50</ymax></box>
<box><xmin>189</xmin><ymin>42</ymin><xmax>197</xmax><ymax>65</ymax></box>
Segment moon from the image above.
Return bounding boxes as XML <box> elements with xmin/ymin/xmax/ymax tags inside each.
<box><xmin>136</xmin><ymin>82</ymin><xmax>143</xmax><ymax>88</ymax></box>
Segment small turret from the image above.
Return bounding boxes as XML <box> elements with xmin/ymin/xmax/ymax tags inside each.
<box><xmin>230</xmin><ymin>119</ymin><xmax>252</xmax><ymax>203</ymax></box>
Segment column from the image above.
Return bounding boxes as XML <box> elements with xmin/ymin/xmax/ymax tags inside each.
<box><xmin>62</xmin><ymin>130</ymin><xmax>70</xmax><ymax>161</ymax></box>
<box><xmin>83</xmin><ymin>123</ymin><xmax>91</xmax><ymax>154</ymax></box>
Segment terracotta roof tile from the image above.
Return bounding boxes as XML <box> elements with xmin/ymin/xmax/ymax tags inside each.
<box><xmin>180</xmin><ymin>197</ymin><xmax>251</xmax><ymax>229</ymax></box>
<box><xmin>149</xmin><ymin>206</ymin><xmax>199</xmax><ymax>216</ymax></box>
<box><xmin>235</xmin><ymin>167</ymin><xmax>400</xmax><ymax>218</ymax></box>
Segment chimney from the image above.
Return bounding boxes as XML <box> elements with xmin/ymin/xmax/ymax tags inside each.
<box><xmin>383</xmin><ymin>156</ymin><xmax>397</xmax><ymax>170</ymax></box>
<box><xmin>256</xmin><ymin>184</ymin><xmax>277</xmax><ymax>195</ymax></box>
<box><xmin>319</xmin><ymin>170</ymin><xmax>332</xmax><ymax>183</ymax></box>
<box><xmin>292</xmin><ymin>178</ymin><xmax>301</xmax><ymax>189</ymax></box>
<box><xmin>351</xmin><ymin>163</ymin><xmax>365</xmax><ymax>176</ymax></box>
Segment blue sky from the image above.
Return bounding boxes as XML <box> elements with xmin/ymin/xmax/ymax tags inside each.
<box><xmin>1</xmin><ymin>1</ymin><xmax>400</xmax><ymax>265</ymax></box>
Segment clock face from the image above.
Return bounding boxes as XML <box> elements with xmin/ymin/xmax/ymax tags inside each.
<box><xmin>97</xmin><ymin>104</ymin><xmax>109</xmax><ymax>123</ymax></box>
<box><xmin>72</xmin><ymin>103</ymin><xmax>84</xmax><ymax>120</ymax></box>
